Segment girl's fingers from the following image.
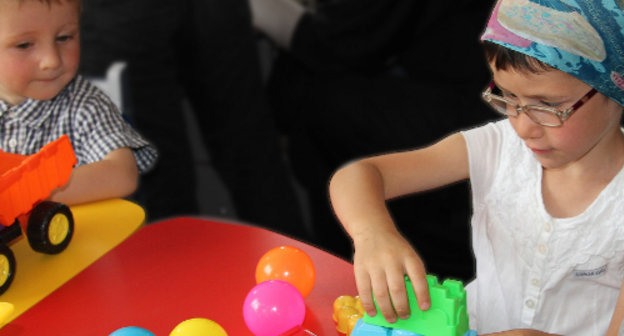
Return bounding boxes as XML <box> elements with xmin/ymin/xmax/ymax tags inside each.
<box><xmin>405</xmin><ymin>257</ymin><xmax>430</xmax><ymax>311</ymax></box>
<box><xmin>387</xmin><ymin>271</ymin><xmax>410</xmax><ymax>320</ymax></box>
<box><xmin>352</xmin><ymin>235</ymin><xmax>428</xmax><ymax>323</ymax></box>
<box><xmin>370</xmin><ymin>270</ymin><xmax>397</xmax><ymax>323</ymax></box>
<box><xmin>354</xmin><ymin>269</ymin><xmax>377</xmax><ymax>317</ymax></box>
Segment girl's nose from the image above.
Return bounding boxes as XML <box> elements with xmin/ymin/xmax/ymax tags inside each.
<box><xmin>513</xmin><ymin>111</ymin><xmax>543</xmax><ymax>140</ymax></box>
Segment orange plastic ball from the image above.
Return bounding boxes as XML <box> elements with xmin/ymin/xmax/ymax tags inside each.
<box><xmin>255</xmin><ymin>246</ymin><xmax>316</xmax><ymax>297</ymax></box>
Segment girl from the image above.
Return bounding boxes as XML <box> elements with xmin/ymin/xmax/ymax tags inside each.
<box><xmin>329</xmin><ymin>0</ymin><xmax>624</xmax><ymax>334</ymax></box>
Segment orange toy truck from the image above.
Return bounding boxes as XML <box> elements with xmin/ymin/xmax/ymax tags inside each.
<box><xmin>0</xmin><ymin>135</ymin><xmax>77</xmax><ymax>295</ymax></box>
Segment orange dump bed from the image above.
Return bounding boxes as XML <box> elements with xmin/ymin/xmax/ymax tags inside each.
<box><xmin>0</xmin><ymin>135</ymin><xmax>76</xmax><ymax>227</ymax></box>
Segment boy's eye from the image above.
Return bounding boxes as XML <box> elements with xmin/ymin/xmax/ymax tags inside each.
<box><xmin>15</xmin><ymin>42</ymin><xmax>32</xmax><ymax>50</ymax></box>
<box><xmin>56</xmin><ymin>34</ymin><xmax>74</xmax><ymax>42</ymax></box>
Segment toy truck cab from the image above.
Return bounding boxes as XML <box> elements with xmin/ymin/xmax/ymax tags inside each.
<box><xmin>0</xmin><ymin>135</ymin><xmax>77</xmax><ymax>295</ymax></box>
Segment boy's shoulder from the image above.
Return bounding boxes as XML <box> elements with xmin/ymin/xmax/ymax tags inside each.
<box><xmin>57</xmin><ymin>75</ymin><xmax>117</xmax><ymax>110</ymax></box>
<box><xmin>63</xmin><ymin>75</ymin><xmax>102</xmax><ymax>98</ymax></box>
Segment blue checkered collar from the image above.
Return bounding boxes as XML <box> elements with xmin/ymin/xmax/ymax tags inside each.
<box><xmin>0</xmin><ymin>94</ymin><xmax>63</xmax><ymax>129</ymax></box>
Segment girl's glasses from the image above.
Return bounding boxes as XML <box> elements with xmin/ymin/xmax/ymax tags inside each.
<box><xmin>481</xmin><ymin>81</ymin><xmax>598</xmax><ymax>127</ymax></box>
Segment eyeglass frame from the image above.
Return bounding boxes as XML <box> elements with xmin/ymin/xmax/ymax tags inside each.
<box><xmin>481</xmin><ymin>81</ymin><xmax>598</xmax><ymax>127</ymax></box>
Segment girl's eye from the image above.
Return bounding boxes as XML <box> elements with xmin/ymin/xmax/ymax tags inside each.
<box><xmin>540</xmin><ymin>101</ymin><xmax>561</xmax><ymax>108</ymax></box>
<box><xmin>502</xmin><ymin>91</ymin><xmax>518</xmax><ymax>101</ymax></box>
<box><xmin>499</xmin><ymin>89</ymin><xmax>515</xmax><ymax>98</ymax></box>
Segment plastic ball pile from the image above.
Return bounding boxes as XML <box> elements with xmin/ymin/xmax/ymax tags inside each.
<box><xmin>243</xmin><ymin>246</ymin><xmax>316</xmax><ymax>336</ymax></box>
<box><xmin>109</xmin><ymin>245</ymin><xmax>316</xmax><ymax>336</ymax></box>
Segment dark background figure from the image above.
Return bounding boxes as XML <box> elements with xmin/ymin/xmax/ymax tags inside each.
<box><xmin>79</xmin><ymin>0</ymin><xmax>308</xmax><ymax>240</ymax></box>
<box><xmin>254</xmin><ymin>0</ymin><xmax>498</xmax><ymax>281</ymax></box>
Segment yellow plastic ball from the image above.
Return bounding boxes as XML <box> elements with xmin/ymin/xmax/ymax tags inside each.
<box><xmin>169</xmin><ymin>318</ymin><xmax>227</xmax><ymax>336</ymax></box>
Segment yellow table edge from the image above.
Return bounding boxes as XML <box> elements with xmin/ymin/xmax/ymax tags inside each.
<box><xmin>0</xmin><ymin>198</ymin><xmax>145</xmax><ymax>327</ymax></box>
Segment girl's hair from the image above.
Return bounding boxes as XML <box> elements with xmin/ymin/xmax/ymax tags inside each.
<box><xmin>483</xmin><ymin>41</ymin><xmax>553</xmax><ymax>74</ymax></box>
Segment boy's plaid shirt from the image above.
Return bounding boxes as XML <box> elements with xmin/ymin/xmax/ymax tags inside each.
<box><xmin>0</xmin><ymin>75</ymin><xmax>157</xmax><ymax>173</ymax></box>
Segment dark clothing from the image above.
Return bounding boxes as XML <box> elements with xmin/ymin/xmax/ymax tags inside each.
<box><xmin>79</xmin><ymin>0</ymin><xmax>307</xmax><ymax>239</ymax></box>
<box><xmin>268</xmin><ymin>0</ymin><xmax>498</xmax><ymax>280</ymax></box>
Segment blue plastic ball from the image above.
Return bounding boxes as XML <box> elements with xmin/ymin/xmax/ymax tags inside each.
<box><xmin>109</xmin><ymin>326</ymin><xmax>156</xmax><ymax>336</ymax></box>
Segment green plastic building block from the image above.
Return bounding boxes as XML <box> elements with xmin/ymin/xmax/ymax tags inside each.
<box><xmin>363</xmin><ymin>275</ymin><xmax>469</xmax><ymax>336</ymax></box>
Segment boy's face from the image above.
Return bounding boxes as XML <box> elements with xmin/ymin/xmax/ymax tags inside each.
<box><xmin>490</xmin><ymin>62</ymin><xmax>624</xmax><ymax>170</ymax></box>
<box><xmin>0</xmin><ymin>0</ymin><xmax>80</xmax><ymax>105</ymax></box>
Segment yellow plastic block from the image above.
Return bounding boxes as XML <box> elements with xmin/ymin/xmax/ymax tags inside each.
<box><xmin>333</xmin><ymin>295</ymin><xmax>365</xmax><ymax>335</ymax></box>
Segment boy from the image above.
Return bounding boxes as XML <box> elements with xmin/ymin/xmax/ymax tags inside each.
<box><xmin>0</xmin><ymin>0</ymin><xmax>157</xmax><ymax>204</ymax></box>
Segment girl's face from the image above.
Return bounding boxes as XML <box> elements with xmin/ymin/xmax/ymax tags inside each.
<box><xmin>490</xmin><ymin>61</ymin><xmax>624</xmax><ymax>170</ymax></box>
<box><xmin>0</xmin><ymin>0</ymin><xmax>80</xmax><ymax>105</ymax></box>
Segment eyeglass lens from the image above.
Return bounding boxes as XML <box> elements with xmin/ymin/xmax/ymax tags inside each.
<box><xmin>486</xmin><ymin>94</ymin><xmax>563</xmax><ymax>126</ymax></box>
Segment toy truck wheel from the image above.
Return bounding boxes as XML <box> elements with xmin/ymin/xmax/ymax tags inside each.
<box><xmin>0</xmin><ymin>244</ymin><xmax>16</xmax><ymax>295</ymax></box>
<box><xmin>27</xmin><ymin>201</ymin><xmax>74</xmax><ymax>254</ymax></box>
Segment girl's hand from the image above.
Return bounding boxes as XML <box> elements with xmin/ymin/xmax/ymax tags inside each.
<box><xmin>352</xmin><ymin>227</ymin><xmax>430</xmax><ymax>323</ymax></box>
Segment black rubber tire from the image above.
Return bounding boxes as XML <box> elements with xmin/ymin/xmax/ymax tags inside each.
<box><xmin>27</xmin><ymin>201</ymin><xmax>74</xmax><ymax>254</ymax></box>
<box><xmin>0</xmin><ymin>244</ymin><xmax>16</xmax><ymax>296</ymax></box>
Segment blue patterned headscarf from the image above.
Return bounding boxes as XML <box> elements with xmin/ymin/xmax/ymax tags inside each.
<box><xmin>482</xmin><ymin>0</ymin><xmax>624</xmax><ymax>106</ymax></box>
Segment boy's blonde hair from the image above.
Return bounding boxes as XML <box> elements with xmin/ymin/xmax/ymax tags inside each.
<box><xmin>14</xmin><ymin>0</ymin><xmax>79</xmax><ymax>3</ymax></box>
<box><xmin>6</xmin><ymin>0</ymin><xmax>81</xmax><ymax>10</ymax></box>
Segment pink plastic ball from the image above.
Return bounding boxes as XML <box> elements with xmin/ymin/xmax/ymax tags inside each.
<box><xmin>242</xmin><ymin>280</ymin><xmax>306</xmax><ymax>336</ymax></box>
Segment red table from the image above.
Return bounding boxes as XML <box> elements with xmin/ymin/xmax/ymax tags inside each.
<box><xmin>2</xmin><ymin>217</ymin><xmax>357</xmax><ymax>335</ymax></box>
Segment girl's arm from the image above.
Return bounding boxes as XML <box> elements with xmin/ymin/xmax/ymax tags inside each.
<box><xmin>329</xmin><ymin>132</ymin><xmax>470</xmax><ymax>323</ymax></box>
<box><xmin>606</xmin><ymin>281</ymin><xmax>624</xmax><ymax>336</ymax></box>
<box><xmin>47</xmin><ymin>147</ymin><xmax>139</xmax><ymax>205</ymax></box>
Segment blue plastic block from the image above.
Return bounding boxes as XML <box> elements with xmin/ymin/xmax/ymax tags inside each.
<box><xmin>352</xmin><ymin>320</ymin><xmax>477</xmax><ymax>336</ymax></box>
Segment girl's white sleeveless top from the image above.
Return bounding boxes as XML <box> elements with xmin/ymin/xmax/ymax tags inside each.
<box><xmin>462</xmin><ymin>120</ymin><xmax>624</xmax><ymax>335</ymax></box>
